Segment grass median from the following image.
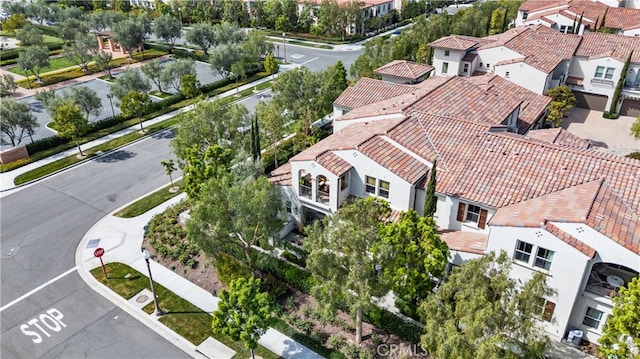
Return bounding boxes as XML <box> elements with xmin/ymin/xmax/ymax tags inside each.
<box><xmin>91</xmin><ymin>262</ymin><xmax>280</xmax><ymax>358</ymax></box>
<box><xmin>114</xmin><ymin>179</ymin><xmax>185</xmax><ymax>218</ymax></box>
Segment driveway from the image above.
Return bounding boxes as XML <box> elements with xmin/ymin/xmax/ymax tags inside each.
<box><xmin>561</xmin><ymin>108</ymin><xmax>639</xmax><ymax>156</ymax></box>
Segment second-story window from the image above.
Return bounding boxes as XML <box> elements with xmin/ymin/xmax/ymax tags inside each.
<box><xmin>365</xmin><ymin>176</ymin><xmax>390</xmax><ymax>199</ymax></box>
<box><xmin>456</xmin><ymin>202</ymin><xmax>488</xmax><ymax>229</ymax></box>
<box><xmin>365</xmin><ymin>176</ymin><xmax>376</xmax><ymax>194</ymax></box>
<box><xmin>465</xmin><ymin>204</ymin><xmax>481</xmax><ymax>222</ymax></box>
<box><xmin>595</xmin><ymin>66</ymin><xmax>615</xmax><ymax>79</ymax></box>
<box><xmin>378</xmin><ymin>180</ymin><xmax>390</xmax><ymax>198</ymax></box>
<box><xmin>442</xmin><ymin>62</ymin><xmax>449</xmax><ymax>74</ymax></box>
<box><xmin>444</xmin><ymin>50</ymin><xmax>450</xmax><ymax>56</ymax></box>
<box><xmin>534</xmin><ymin>247</ymin><xmax>555</xmax><ymax>270</ymax></box>
<box><xmin>514</xmin><ymin>240</ymin><xmax>533</xmax><ymax>263</ymax></box>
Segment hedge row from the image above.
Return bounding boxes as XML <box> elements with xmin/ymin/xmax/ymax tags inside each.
<box><xmin>0</xmin><ymin>43</ymin><xmax>64</xmax><ymax>64</ymax></box>
<box><xmin>253</xmin><ymin>250</ymin><xmax>315</xmax><ymax>294</ymax></box>
<box><xmin>144</xmin><ymin>42</ymin><xmax>207</xmax><ymax>62</ymax></box>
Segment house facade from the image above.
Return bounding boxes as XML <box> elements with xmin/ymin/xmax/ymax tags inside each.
<box><xmin>269</xmin><ymin>65</ymin><xmax>640</xmax><ymax>346</ymax></box>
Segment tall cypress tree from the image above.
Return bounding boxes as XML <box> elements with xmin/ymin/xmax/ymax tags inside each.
<box><xmin>575</xmin><ymin>12</ymin><xmax>584</xmax><ymax>34</ymax></box>
<box><xmin>424</xmin><ymin>160</ymin><xmax>438</xmax><ymax>217</ymax></box>
<box><xmin>502</xmin><ymin>6</ymin><xmax>510</xmax><ymax>32</ymax></box>
<box><xmin>609</xmin><ymin>51</ymin><xmax>633</xmax><ymax>115</ymax></box>
<box><xmin>251</xmin><ymin>114</ymin><xmax>261</xmax><ymax>161</ymax></box>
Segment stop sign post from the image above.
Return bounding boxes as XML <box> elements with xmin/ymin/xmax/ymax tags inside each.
<box><xmin>94</xmin><ymin>247</ymin><xmax>107</xmax><ymax>279</ymax></box>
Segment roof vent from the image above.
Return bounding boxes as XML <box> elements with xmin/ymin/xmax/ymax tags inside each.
<box><xmin>624</xmin><ymin>213</ymin><xmax>633</xmax><ymax>220</ymax></box>
<box><xmin>595</xmin><ymin>213</ymin><xmax>604</xmax><ymax>221</ymax></box>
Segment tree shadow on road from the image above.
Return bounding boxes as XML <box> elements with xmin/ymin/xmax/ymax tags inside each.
<box><xmin>151</xmin><ymin>129</ymin><xmax>175</xmax><ymax>140</ymax></box>
<box><xmin>95</xmin><ymin>150</ymin><xmax>137</xmax><ymax>163</ymax></box>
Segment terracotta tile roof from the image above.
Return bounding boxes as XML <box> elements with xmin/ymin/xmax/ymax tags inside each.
<box><xmin>519</xmin><ymin>0</ymin><xmax>569</xmax><ymax>12</ymax></box>
<box><xmin>268</xmin><ymin>162</ymin><xmax>292</xmax><ymax>186</ymax></box>
<box><xmin>333</xmin><ymin>78</ymin><xmax>416</xmax><ymax>110</ymax></box>
<box><xmin>358</xmin><ymin>135</ymin><xmax>429</xmax><ymax>184</ymax></box>
<box><xmin>495</xmin><ymin>57</ymin><xmax>527</xmax><ymax>66</ymax></box>
<box><xmin>485</xmin><ymin>25</ymin><xmax>582</xmax><ymax>73</ymax></box>
<box><xmin>466</xmin><ymin>74</ymin><xmax>551</xmax><ymax>133</ymax></box>
<box><xmin>525</xmin><ymin>128</ymin><xmax>591</xmax><ymax>149</ymax></box>
<box><xmin>407</xmin><ymin>76</ymin><xmax>523</xmax><ymax>125</ymax></box>
<box><xmin>428</xmin><ymin>35</ymin><xmax>494</xmax><ymax>50</ymax></box>
<box><xmin>316</xmin><ymin>151</ymin><xmax>352</xmax><ymax>176</ymax></box>
<box><xmin>545</xmin><ymin>222</ymin><xmax>597</xmax><ymax>258</ymax></box>
<box><xmin>606</xmin><ymin>7</ymin><xmax>640</xmax><ymax>30</ymax></box>
<box><xmin>489</xmin><ymin>179</ymin><xmax>603</xmax><ymax>227</ymax></box>
<box><xmin>374</xmin><ymin>60</ymin><xmax>434</xmax><ymax>81</ymax></box>
<box><xmin>524</xmin><ymin>8</ymin><xmax>561</xmax><ymax>25</ymax></box>
<box><xmin>462</xmin><ymin>52</ymin><xmax>477</xmax><ymax>62</ymax></box>
<box><xmin>575</xmin><ymin>32</ymin><xmax>640</xmax><ymax>63</ymax></box>
<box><xmin>586</xmin><ymin>181</ymin><xmax>640</xmax><ymax>254</ymax></box>
<box><xmin>566</xmin><ymin>76</ymin><xmax>584</xmax><ymax>85</ymax></box>
<box><xmin>438</xmin><ymin>230</ymin><xmax>488</xmax><ymax>255</ymax></box>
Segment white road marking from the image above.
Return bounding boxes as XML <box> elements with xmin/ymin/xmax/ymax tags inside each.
<box><xmin>290</xmin><ymin>54</ymin><xmax>304</xmax><ymax>59</ymax></box>
<box><xmin>301</xmin><ymin>57</ymin><xmax>320</xmax><ymax>66</ymax></box>
<box><xmin>0</xmin><ymin>267</ymin><xmax>77</xmax><ymax>313</ymax></box>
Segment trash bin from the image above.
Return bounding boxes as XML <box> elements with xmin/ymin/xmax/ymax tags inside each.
<box><xmin>567</xmin><ymin>329</ymin><xmax>583</xmax><ymax>346</ymax></box>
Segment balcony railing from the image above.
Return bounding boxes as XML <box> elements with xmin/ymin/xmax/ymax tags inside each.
<box><xmin>590</xmin><ymin>78</ymin><xmax>614</xmax><ymax>87</ymax></box>
<box><xmin>299</xmin><ymin>184</ymin><xmax>312</xmax><ymax>199</ymax></box>
<box><xmin>585</xmin><ymin>284</ymin><xmax>618</xmax><ymax>299</ymax></box>
<box><xmin>317</xmin><ymin>189</ymin><xmax>330</xmax><ymax>204</ymax></box>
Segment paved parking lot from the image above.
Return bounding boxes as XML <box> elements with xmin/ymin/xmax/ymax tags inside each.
<box><xmin>561</xmin><ymin>108</ymin><xmax>639</xmax><ymax>156</ymax></box>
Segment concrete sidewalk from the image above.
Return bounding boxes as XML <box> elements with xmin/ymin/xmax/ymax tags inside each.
<box><xmin>0</xmin><ymin>62</ymin><xmax>297</xmax><ymax>197</ymax></box>
<box><xmin>75</xmin><ymin>191</ymin><xmax>323</xmax><ymax>359</ymax></box>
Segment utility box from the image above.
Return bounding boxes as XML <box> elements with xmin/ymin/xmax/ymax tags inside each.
<box><xmin>567</xmin><ymin>329</ymin><xmax>583</xmax><ymax>346</ymax></box>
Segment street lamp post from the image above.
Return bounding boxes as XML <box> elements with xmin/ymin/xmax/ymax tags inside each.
<box><xmin>142</xmin><ymin>248</ymin><xmax>163</xmax><ymax>316</ymax></box>
<box><xmin>106</xmin><ymin>93</ymin><xmax>115</xmax><ymax>117</ymax></box>
<box><xmin>282</xmin><ymin>32</ymin><xmax>286</xmax><ymax>63</ymax></box>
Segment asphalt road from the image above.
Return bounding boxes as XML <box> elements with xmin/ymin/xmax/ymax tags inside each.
<box><xmin>0</xmin><ymin>130</ymin><xmax>183</xmax><ymax>358</ymax></box>
<box><xmin>278</xmin><ymin>44</ymin><xmax>362</xmax><ymax>73</ymax></box>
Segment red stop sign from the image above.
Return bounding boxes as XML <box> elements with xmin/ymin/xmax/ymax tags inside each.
<box><xmin>94</xmin><ymin>247</ymin><xmax>105</xmax><ymax>257</ymax></box>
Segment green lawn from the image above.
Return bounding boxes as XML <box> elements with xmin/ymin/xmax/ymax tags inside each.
<box><xmin>42</xmin><ymin>35</ymin><xmax>64</xmax><ymax>45</ymax></box>
<box><xmin>9</xmin><ymin>56</ymin><xmax>77</xmax><ymax>76</ymax></box>
<box><xmin>114</xmin><ymin>179</ymin><xmax>184</xmax><ymax>218</ymax></box>
<box><xmin>91</xmin><ymin>262</ymin><xmax>281</xmax><ymax>358</ymax></box>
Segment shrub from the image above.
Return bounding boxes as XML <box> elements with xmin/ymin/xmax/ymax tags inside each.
<box><xmin>626</xmin><ymin>152</ymin><xmax>640</xmax><ymax>160</ymax></box>
<box><xmin>260</xmin><ymin>273</ymin><xmax>289</xmax><ymax>300</ymax></box>
<box><xmin>215</xmin><ymin>253</ymin><xmax>252</xmax><ymax>285</ymax></box>
<box><xmin>253</xmin><ymin>250</ymin><xmax>315</xmax><ymax>293</ymax></box>
<box><xmin>602</xmin><ymin>111</ymin><xmax>619</xmax><ymax>119</ymax></box>
<box><xmin>328</xmin><ymin>334</ymin><xmax>346</xmax><ymax>349</ymax></box>
<box><xmin>282</xmin><ymin>250</ymin><xmax>306</xmax><ymax>267</ymax></box>
<box><xmin>363</xmin><ymin>307</ymin><xmax>422</xmax><ymax>344</ymax></box>
<box><xmin>394</xmin><ymin>295</ymin><xmax>419</xmax><ymax>320</ymax></box>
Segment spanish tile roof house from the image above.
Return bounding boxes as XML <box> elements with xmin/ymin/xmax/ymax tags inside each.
<box><xmin>270</xmin><ymin>61</ymin><xmax>640</xmax><ymax>347</ymax></box>
<box><xmin>373</xmin><ymin>60</ymin><xmax>434</xmax><ymax>84</ymax></box>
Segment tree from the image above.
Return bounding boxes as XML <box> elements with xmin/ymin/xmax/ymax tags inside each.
<box><xmin>111</xmin><ymin>17</ymin><xmax>146</xmax><ymax>58</ymax></box>
<box><xmin>222</xmin><ymin>0</ymin><xmax>248</xmax><ymax>25</ymax></box>
<box><xmin>90</xmin><ymin>10</ymin><xmax>124</xmax><ymax>32</ymax></box>
<box><xmin>161</xmin><ymin>159</ymin><xmax>177</xmax><ymax>188</ymax></box>
<box><xmin>120</xmin><ymin>91</ymin><xmax>151</xmax><ymax>131</ymax></box>
<box><xmin>16</xmin><ymin>25</ymin><xmax>44</xmax><ymax>46</ymax></box>
<box><xmin>632</xmin><ymin>115</ymin><xmax>640</xmax><ymax>140</ymax></box>
<box><xmin>231</xmin><ymin>58</ymin><xmax>248</xmax><ymax>96</ymax></box>
<box><xmin>95</xmin><ymin>51</ymin><xmax>114</xmax><ymax>79</ymax></box>
<box><xmin>52</xmin><ymin>100</ymin><xmax>89</xmax><ymax>156</ymax></box>
<box><xmin>64</xmin><ymin>32</ymin><xmax>99</xmax><ymax>71</ymax></box>
<box><xmin>187</xmin><ymin>173</ymin><xmax>284</xmax><ymax>272</ymax></box>
<box><xmin>424</xmin><ymin>161</ymin><xmax>438</xmax><ymax>217</ymax></box>
<box><xmin>180</xmin><ymin>74</ymin><xmax>201</xmax><ymax>99</ymax></box>
<box><xmin>68</xmin><ymin>86</ymin><xmax>102</xmax><ymax>121</ymax></box>
<box><xmin>141</xmin><ymin>60</ymin><xmax>167</xmax><ymax>94</ymax></box>
<box><xmin>57</xmin><ymin>18</ymin><xmax>90</xmax><ymax>45</ymax></box>
<box><xmin>242</xmin><ymin>30</ymin><xmax>273</xmax><ymax>69</ymax></box>
<box><xmin>375</xmin><ymin>210</ymin><xmax>449</xmax><ymax>316</ymax></box>
<box><xmin>349</xmin><ymin>37</ymin><xmax>393</xmax><ymax>80</ymax></box>
<box><xmin>419</xmin><ymin>251</ymin><xmax>555</xmax><ymax>359</ymax></box>
<box><xmin>0</xmin><ymin>74</ymin><xmax>18</xmax><ymax>97</ymax></box>
<box><xmin>320</xmin><ymin>60</ymin><xmax>348</xmax><ymax>114</ymax></box>
<box><xmin>17</xmin><ymin>46</ymin><xmax>50</xmax><ymax>86</ymax></box>
<box><xmin>275</xmin><ymin>15</ymin><xmax>291</xmax><ymax>32</ymax></box>
<box><xmin>610</xmin><ymin>51</ymin><xmax>633</xmax><ymax>115</ymax></box>
<box><xmin>271</xmin><ymin>67</ymin><xmax>322</xmax><ymax>121</ymax></box>
<box><xmin>250</xmin><ymin>114</ymin><xmax>261</xmax><ymax>161</ymax></box>
<box><xmin>162</xmin><ymin>58</ymin><xmax>195</xmax><ymax>92</ymax></box>
<box><xmin>209</xmin><ymin>43</ymin><xmax>243</xmax><ymax>79</ymax></box>
<box><xmin>599</xmin><ymin>275</ymin><xmax>640</xmax><ymax>358</ymax></box>
<box><xmin>264</xmin><ymin>53</ymin><xmax>279</xmax><ymax>80</ymax></box>
<box><xmin>152</xmin><ymin>14</ymin><xmax>182</xmax><ymax>50</ymax></box>
<box><xmin>256</xmin><ymin>101</ymin><xmax>286</xmax><ymax>167</ymax></box>
<box><xmin>545</xmin><ymin>85</ymin><xmax>576</xmax><ymax>127</ymax></box>
<box><xmin>263</xmin><ymin>0</ymin><xmax>283</xmax><ymax>29</ymax></box>
<box><xmin>110</xmin><ymin>68</ymin><xmax>151</xmax><ymax>99</ymax></box>
<box><xmin>184</xmin><ymin>23</ymin><xmax>216</xmax><ymax>55</ymax></box>
<box><xmin>1</xmin><ymin>14</ymin><xmax>28</xmax><ymax>34</ymax></box>
<box><xmin>114</xmin><ymin>0</ymin><xmax>132</xmax><ymax>13</ymax></box>
<box><xmin>298</xmin><ymin>4</ymin><xmax>313</xmax><ymax>33</ymax></box>
<box><xmin>0</xmin><ymin>98</ymin><xmax>39</xmax><ymax>147</ymax></box>
<box><xmin>304</xmin><ymin>197</ymin><xmax>391</xmax><ymax>345</ymax></box>
<box><xmin>212</xmin><ymin>277</ymin><xmax>274</xmax><ymax>359</ymax></box>
<box><xmin>24</xmin><ymin>0</ymin><xmax>50</xmax><ymax>25</ymax></box>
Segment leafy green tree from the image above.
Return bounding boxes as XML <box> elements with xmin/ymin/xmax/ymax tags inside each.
<box><xmin>16</xmin><ymin>24</ymin><xmax>44</xmax><ymax>46</ymax></box>
<box><xmin>161</xmin><ymin>58</ymin><xmax>195</xmax><ymax>93</ymax></box>
<box><xmin>95</xmin><ymin>51</ymin><xmax>114</xmax><ymax>79</ymax></box>
<box><xmin>52</xmin><ymin>100</ymin><xmax>89</xmax><ymax>155</ymax></box>
<box><xmin>120</xmin><ymin>91</ymin><xmax>151</xmax><ymax>131</ymax></box>
<box><xmin>141</xmin><ymin>59</ymin><xmax>167</xmax><ymax>94</ymax></box>
<box><xmin>110</xmin><ymin>68</ymin><xmax>151</xmax><ymax>99</ymax></box>
<box><xmin>632</xmin><ymin>115</ymin><xmax>640</xmax><ymax>139</ymax></box>
<box><xmin>242</xmin><ymin>29</ymin><xmax>273</xmax><ymax>68</ymax></box>
<box><xmin>0</xmin><ymin>98</ymin><xmax>39</xmax><ymax>146</ymax></box>
<box><xmin>24</xmin><ymin>0</ymin><xmax>50</xmax><ymax>24</ymax></box>
<box><xmin>599</xmin><ymin>275</ymin><xmax>640</xmax><ymax>358</ymax></box>
<box><xmin>152</xmin><ymin>14</ymin><xmax>182</xmax><ymax>50</ymax></box>
<box><xmin>0</xmin><ymin>74</ymin><xmax>18</xmax><ymax>97</ymax></box>
<box><xmin>209</xmin><ymin>43</ymin><xmax>243</xmax><ymax>79</ymax></box>
<box><xmin>57</xmin><ymin>18</ymin><xmax>90</xmax><ymax>45</ymax></box>
<box><xmin>271</xmin><ymin>67</ymin><xmax>322</xmax><ymax>120</ymax></box>
<box><xmin>304</xmin><ymin>197</ymin><xmax>390</xmax><ymax>345</ymax></box>
<box><xmin>64</xmin><ymin>33</ymin><xmax>99</xmax><ymax>71</ymax></box>
<box><xmin>256</xmin><ymin>101</ymin><xmax>286</xmax><ymax>168</ymax></box>
<box><xmin>419</xmin><ymin>251</ymin><xmax>555</xmax><ymax>359</ymax></box>
<box><xmin>231</xmin><ymin>57</ymin><xmax>248</xmax><ymax>96</ymax></box>
<box><xmin>310</xmin><ymin>24</ymin><xmax>324</xmax><ymax>39</ymax></box>
<box><xmin>282</xmin><ymin>0</ymin><xmax>298</xmax><ymax>29</ymax></box>
<box><xmin>114</xmin><ymin>0</ymin><xmax>132</xmax><ymax>13</ymax></box>
<box><xmin>222</xmin><ymin>0</ymin><xmax>248</xmax><ymax>25</ymax></box>
<box><xmin>318</xmin><ymin>0</ymin><xmax>341</xmax><ymax>37</ymax></box>
<box><xmin>187</xmin><ymin>173</ymin><xmax>284</xmax><ymax>271</ymax></box>
<box><xmin>292</xmin><ymin>106</ymin><xmax>321</xmax><ymax>153</ymax></box>
<box><xmin>545</xmin><ymin>85</ymin><xmax>576</xmax><ymax>127</ymax></box>
<box><xmin>250</xmin><ymin>114</ymin><xmax>261</xmax><ymax>161</ymax></box>
<box><xmin>180</xmin><ymin>74</ymin><xmax>201</xmax><ymax>99</ymax></box>
<box><xmin>263</xmin><ymin>0</ymin><xmax>283</xmax><ymax>29</ymax></box>
<box><xmin>111</xmin><ymin>17</ymin><xmax>147</xmax><ymax>58</ymax></box>
<box><xmin>1</xmin><ymin>14</ymin><xmax>28</xmax><ymax>34</ymax></box>
<box><xmin>350</xmin><ymin>37</ymin><xmax>393</xmax><ymax>80</ymax></box>
<box><xmin>93</xmin><ymin>0</ymin><xmax>107</xmax><ymax>11</ymax></box>
<box><xmin>212</xmin><ymin>277</ymin><xmax>274</xmax><ymax>359</ymax></box>
<box><xmin>297</xmin><ymin>4</ymin><xmax>313</xmax><ymax>33</ymax></box>
<box><xmin>161</xmin><ymin>159</ymin><xmax>177</xmax><ymax>188</ymax></box>
<box><xmin>375</xmin><ymin>210</ymin><xmax>449</xmax><ymax>316</ymax></box>
<box><xmin>34</xmin><ymin>89</ymin><xmax>61</xmax><ymax>117</ymax></box>
<box><xmin>184</xmin><ymin>23</ymin><xmax>216</xmax><ymax>55</ymax></box>
<box><xmin>275</xmin><ymin>15</ymin><xmax>291</xmax><ymax>33</ymax></box>
<box><xmin>320</xmin><ymin>60</ymin><xmax>348</xmax><ymax>114</ymax></box>
<box><xmin>264</xmin><ymin>53</ymin><xmax>279</xmax><ymax>79</ymax></box>
<box><xmin>68</xmin><ymin>86</ymin><xmax>102</xmax><ymax>121</ymax></box>
<box><xmin>90</xmin><ymin>10</ymin><xmax>124</xmax><ymax>32</ymax></box>
<box><xmin>17</xmin><ymin>46</ymin><xmax>50</xmax><ymax>86</ymax></box>
<box><xmin>424</xmin><ymin>161</ymin><xmax>437</xmax><ymax>217</ymax></box>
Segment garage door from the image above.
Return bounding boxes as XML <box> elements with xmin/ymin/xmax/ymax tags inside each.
<box><xmin>573</xmin><ymin>92</ymin><xmax>608</xmax><ymax>111</ymax></box>
<box><xmin>620</xmin><ymin>99</ymin><xmax>640</xmax><ymax>117</ymax></box>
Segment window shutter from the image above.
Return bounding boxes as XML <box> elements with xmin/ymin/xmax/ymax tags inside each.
<box><xmin>456</xmin><ymin>203</ymin><xmax>466</xmax><ymax>222</ymax></box>
<box><xmin>543</xmin><ymin>301</ymin><xmax>555</xmax><ymax>322</ymax></box>
<box><xmin>478</xmin><ymin>209</ymin><xmax>488</xmax><ymax>229</ymax></box>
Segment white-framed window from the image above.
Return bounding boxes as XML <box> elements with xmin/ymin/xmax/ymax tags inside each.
<box><xmin>534</xmin><ymin>247</ymin><xmax>554</xmax><ymax>270</ymax></box>
<box><xmin>605</xmin><ymin>67</ymin><xmax>615</xmax><ymax>79</ymax></box>
<box><xmin>514</xmin><ymin>240</ymin><xmax>533</xmax><ymax>263</ymax></box>
<box><xmin>533</xmin><ymin>297</ymin><xmax>555</xmax><ymax>322</ymax></box>
<box><xmin>559</xmin><ymin>25</ymin><xmax>573</xmax><ymax>34</ymax></box>
<box><xmin>365</xmin><ymin>176</ymin><xmax>376</xmax><ymax>194</ymax></box>
<box><xmin>583</xmin><ymin>307</ymin><xmax>604</xmax><ymax>329</ymax></box>
<box><xmin>444</xmin><ymin>50</ymin><xmax>450</xmax><ymax>56</ymax></box>
<box><xmin>378</xmin><ymin>180</ymin><xmax>390</xmax><ymax>198</ymax></box>
<box><xmin>442</xmin><ymin>62</ymin><xmax>449</xmax><ymax>74</ymax></box>
<box><xmin>463</xmin><ymin>63</ymin><xmax>469</xmax><ymax>73</ymax></box>
<box><xmin>465</xmin><ymin>204</ymin><xmax>481</xmax><ymax>223</ymax></box>
<box><xmin>595</xmin><ymin>66</ymin><xmax>616</xmax><ymax>79</ymax></box>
